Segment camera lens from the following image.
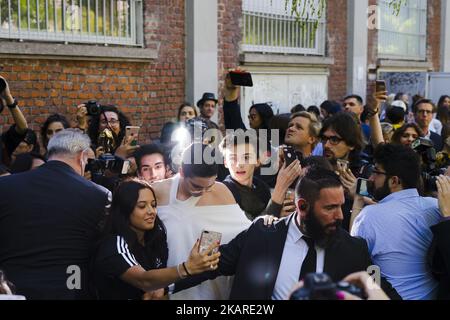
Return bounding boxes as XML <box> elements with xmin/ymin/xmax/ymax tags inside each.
<box><xmin>0</xmin><ymin>78</ymin><xmax>6</xmax><ymax>93</ymax></box>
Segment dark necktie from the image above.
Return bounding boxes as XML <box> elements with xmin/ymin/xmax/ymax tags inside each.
<box><xmin>299</xmin><ymin>236</ymin><xmax>317</xmax><ymax>280</ymax></box>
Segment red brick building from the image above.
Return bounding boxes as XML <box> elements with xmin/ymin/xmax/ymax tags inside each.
<box><xmin>1</xmin><ymin>0</ymin><xmax>449</xmax><ymax>142</ymax></box>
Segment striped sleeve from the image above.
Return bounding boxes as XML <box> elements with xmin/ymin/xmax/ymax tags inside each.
<box><xmin>95</xmin><ymin>235</ymin><xmax>140</xmax><ymax>278</ymax></box>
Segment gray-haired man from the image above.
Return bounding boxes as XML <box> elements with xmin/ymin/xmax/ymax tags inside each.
<box><xmin>0</xmin><ymin>129</ymin><xmax>110</xmax><ymax>300</ymax></box>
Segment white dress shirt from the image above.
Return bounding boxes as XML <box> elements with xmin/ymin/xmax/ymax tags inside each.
<box><xmin>271</xmin><ymin>214</ymin><xmax>325</xmax><ymax>300</ymax></box>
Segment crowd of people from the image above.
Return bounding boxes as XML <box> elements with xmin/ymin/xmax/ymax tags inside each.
<box><xmin>1</xmin><ymin>71</ymin><xmax>450</xmax><ymax>301</ymax></box>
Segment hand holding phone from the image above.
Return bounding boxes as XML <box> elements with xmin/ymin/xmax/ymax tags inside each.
<box><xmin>283</xmin><ymin>146</ymin><xmax>298</xmax><ymax>167</ymax></box>
<box><xmin>125</xmin><ymin>126</ymin><xmax>140</xmax><ymax>146</ymax></box>
<box><xmin>376</xmin><ymin>80</ymin><xmax>386</xmax><ymax>93</ymax></box>
<box><xmin>229</xmin><ymin>70</ymin><xmax>253</xmax><ymax>87</ymax></box>
<box><xmin>356</xmin><ymin>178</ymin><xmax>370</xmax><ymax>197</ymax></box>
<box><xmin>336</xmin><ymin>159</ymin><xmax>349</xmax><ymax>172</ymax></box>
<box><xmin>199</xmin><ymin>230</ymin><xmax>222</xmax><ymax>255</ymax></box>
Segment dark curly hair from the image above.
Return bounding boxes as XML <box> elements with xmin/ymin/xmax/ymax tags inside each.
<box><xmin>87</xmin><ymin>105</ymin><xmax>131</xmax><ymax>151</ymax></box>
<box><xmin>41</xmin><ymin>114</ymin><xmax>71</xmax><ymax>148</ymax></box>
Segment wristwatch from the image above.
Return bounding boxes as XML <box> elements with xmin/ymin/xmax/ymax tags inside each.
<box><xmin>7</xmin><ymin>98</ymin><xmax>18</xmax><ymax>109</ymax></box>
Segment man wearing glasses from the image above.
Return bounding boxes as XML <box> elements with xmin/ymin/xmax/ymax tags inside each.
<box><xmin>319</xmin><ymin>112</ymin><xmax>366</xmax><ymax>174</ymax></box>
<box><xmin>413</xmin><ymin>99</ymin><xmax>443</xmax><ymax>151</ymax></box>
<box><xmin>318</xmin><ymin>112</ymin><xmax>368</xmax><ymax>231</ymax></box>
<box><xmin>351</xmin><ymin>143</ymin><xmax>442</xmax><ymax>300</ymax></box>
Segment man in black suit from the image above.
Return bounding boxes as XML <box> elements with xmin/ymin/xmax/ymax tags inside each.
<box><xmin>414</xmin><ymin>99</ymin><xmax>444</xmax><ymax>151</ymax></box>
<box><xmin>0</xmin><ymin>129</ymin><xmax>110</xmax><ymax>300</ymax></box>
<box><xmin>174</xmin><ymin>166</ymin><xmax>399</xmax><ymax>300</ymax></box>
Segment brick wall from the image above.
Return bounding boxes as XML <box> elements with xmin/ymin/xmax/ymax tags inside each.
<box><xmin>427</xmin><ymin>0</ymin><xmax>441</xmax><ymax>72</ymax></box>
<box><xmin>217</xmin><ymin>0</ymin><xmax>243</xmax><ymax>129</ymax></box>
<box><xmin>327</xmin><ymin>0</ymin><xmax>348</xmax><ymax>102</ymax></box>
<box><xmin>0</xmin><ymin>0</ymin><xmax>186</xmax><ymax>144</ymax></box>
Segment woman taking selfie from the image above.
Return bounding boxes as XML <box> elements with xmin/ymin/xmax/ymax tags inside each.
<box><xmin>93</xmin><ymin>179</ymin><xmax>220</xmax><ymax>300</ymax></box>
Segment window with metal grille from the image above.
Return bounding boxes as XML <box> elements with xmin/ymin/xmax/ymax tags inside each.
<box><xmin>378</xmin><ymin>0</ymin><xmax>427</xmax><ymax>60</ymax></box>
<box><xmin>0</xmin><ymin>0</ymin><xmax>143</xmax><ymax>46</ymax></box>
<box><xmin>242</xmin><ymin>0</ymin><xmax>326</xmax><ymax>55</ymax></box>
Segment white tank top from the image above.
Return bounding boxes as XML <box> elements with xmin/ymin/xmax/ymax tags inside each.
<box><xmin>168</xmin><ymin>174</ymin><xmax>201</xmax><ymax>207</ymax></box>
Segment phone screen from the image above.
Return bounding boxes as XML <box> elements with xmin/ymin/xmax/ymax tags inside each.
<box><xmin>357</xmin><ymin>178</ymin><xmax>370</xmax><ymax>197</ymax></box>
<box><xmin>199</xmin><ymin>230</ymin><xmax>221</xmax><ymax>254</ymax></box>
<box><xmin>126</xmin><ymin>126</ymin><xmax>140</xmax><ymax>146</ymax></box>
<box><xmin>376</xmin><ymin>80</ymin><xmax>386</xmax><ymax>93</ymax></box>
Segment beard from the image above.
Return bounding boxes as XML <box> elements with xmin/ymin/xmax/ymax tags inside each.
<box><xmin>368</xmin><ymin>179</ymin><xmax>391</xmax><ymax>201</ymax></box>
<box><xmin>301</xmin><ymin>207</ymin><xmax>342</xmax><ymax>249</ymax></box>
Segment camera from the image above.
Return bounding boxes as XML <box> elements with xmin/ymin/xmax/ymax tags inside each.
<box><xmin>0</xmin><ymin>78</ymin><xmax>6</xmax><ymax>93</ymax></box>
<box><xmin>97</xmin><ymin>128</ymin><xmax>117</xmax><ymax>155</ymax></box>
<box><xmin>85</xmin><ymin>154</ymin><xmax>130</xmax><ymax>176</ymax></box>
<box><xmin>290</xmin><ymin>273</ymin><xmax>366</xmax><ymax>300</ymax></box>
<box><xmin>85</xmin><ymin>100</ymin><xmax>101</xmax><ymax>116</ymax></box>
<box><xmin>411</xmin><ymin>138</ymin><xmax>442</xmax><ymax>192</ymax></box>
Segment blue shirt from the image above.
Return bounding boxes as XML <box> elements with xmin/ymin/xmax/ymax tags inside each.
<box><xmin>351</xmin><ymin>189</ymin><xmax>442</xmax><ymax>300</ymax></box>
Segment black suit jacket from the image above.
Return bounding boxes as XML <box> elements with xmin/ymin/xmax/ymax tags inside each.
<box><xmin>430</xmin><ymin>220</ymin><xmax>450</xmax><ymax>299</ymax></box>
<box><xmin>430</xmin><ymin>131</ymin><xmax>444</xmax><ymax>152</ymax></box>
<box><xmin>0</xmin><ymin>161</ymin><xmax>110</xmax><ymax>299</ymax></box>
<box><xmin>176</xmin><ymin>215</ymin><xmax>400</xmax><ymax>300</ymax></box>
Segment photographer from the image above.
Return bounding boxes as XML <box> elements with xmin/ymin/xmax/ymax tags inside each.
<box><xmin>0</xmin><ymin>76</ymin><xmax>39</xmax><ymax>166</ymax></box>
<box><xmin>76</xmin><ymin>103</ymin><xmax>136</xmax><ymax>159</ymax></box>
<box><xmin>160</xmin><ymin>102</ymin><xmax>198</xmax><ymax>145</ymax></box>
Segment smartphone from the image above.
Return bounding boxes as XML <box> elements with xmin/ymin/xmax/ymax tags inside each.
<box><xmin>356</xmin><ymin>178</ymin><xmax>370</xmax><ymax>197</ymax></box>
<box><xmin>336</xmin><ymin>159</ymin><xmax>349</xmax><ymax>172</ymax></box>
<box><xmin>199</xmin><ymin>230</ymin><xmax>222</xmax><ymax>255</ymax></box>
<box><xmin>121</xmin><ymin>160</ymin><xmax>131</xmax><ymax>175</ymax></box>
<box><xmin>229</xmin><ymin>71</ymin><xmax>253</xmax><ymax>87</ymax></box>
<box><xmin>376</xmin><ymin>80</ymin><xmax>386</xmax><ymax>93</ymax></box>
<box><xmin>283</xmin><ymin>146</ymin><xmax>298</xmax><ymax>167</ymax></box>
<box><xmin>125</xmin><ymin>126</ymin><xmax>140</xmax><ymax>146</ymax></box>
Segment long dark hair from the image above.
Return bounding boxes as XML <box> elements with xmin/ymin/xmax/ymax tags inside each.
<box><xmin>87</xmin><ymin>105</ymin><xmax>131</xmax><ymax>150</ymax></box>
<box><xmin>437</xmin><ymin>95</ymin><xmax>450</xmax><ymax>123</ymax></box>
<box><xmin>250</xmin><ymin>103</ymin><xmax>274</xmax><ymax>130</ymax></box>
<box><xmin>41</xmin><ymin>114</ymin><xmax>70</xmax><ymax>148</ymax></box>
<box><xmin>104</xmin><ymin>179</ymin><xmax>168</xmax><ymax>269</ymax></box>
<box><xmin>391</xmin><ymin>123</ymin><xmax>424</xmax><ymax>145</ymax></box>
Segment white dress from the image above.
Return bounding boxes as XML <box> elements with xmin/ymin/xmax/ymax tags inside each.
<box><xmin>158</xmin><ymin>174</ymin><xmax>251</xmax><ymax>300</ymax></box>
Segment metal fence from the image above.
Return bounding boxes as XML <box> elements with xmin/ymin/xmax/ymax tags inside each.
<box><xmin>378</xmin><ymin>0</ymin><xmax>427</xmax><ymax>60</ymax></box>
<box><xmin>0</xmin><ymin>0</ymin><xmax>143</xmax><ymax>46</ymax></box>
<box><xmin>242</xmin><ymin>0</ymin><xmax>326</xmax><ymax>55</ymax></box>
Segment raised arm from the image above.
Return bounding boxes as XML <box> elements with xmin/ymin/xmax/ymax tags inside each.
<box><xmin>368</xmin><ymin>90</ymin><xmax>387</xmax><ymax>147</ymax></box>
<box><xmin>0</xmin><ymin>76</ymin><xmax>28</xmax><ymax>135</ymax></box>
<box><xmin>223</xmin><ymin>69</ymin><xmax>246</xmax><ymax>130</ymax></box>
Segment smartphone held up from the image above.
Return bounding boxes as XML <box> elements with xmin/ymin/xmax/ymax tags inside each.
<box><xmin>229</xmin><ymin>70</ymin><xmax>253</xmax><ymax>87</ymax></box>
<box><xmin>376</xmin><ymin>80</ymin><xmax>386</xmax><ymax>93</ymax></box>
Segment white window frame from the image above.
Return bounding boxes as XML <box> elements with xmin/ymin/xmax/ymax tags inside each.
<box><xmin>242</xmin><ymin>0</ymin><xmax>326</xmax><ymax>56</ymax></box>
<box><xmin>0</xmin><ymin>0</ymin><xmax>143</xmax><ymax>46</ymax></box>
<box><xmin>378</xmin><ymin>0</ymin><xmax>427</xmax><ymax>60</ymax></box>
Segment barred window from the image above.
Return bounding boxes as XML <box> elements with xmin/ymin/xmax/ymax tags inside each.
<box><xmin>0</xmin><ymin>0</ymin><xmax>143</xmax><ymax>46</ymax></box>
<box><xmin>242</xmin><ymin>0</ymin><xmax>326</xmax><ymax>55</ymax></box>
<box><xmin>378</xmin><ymin>0</ymin><xmax>427</xmax><ymax>60</ymax></box>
